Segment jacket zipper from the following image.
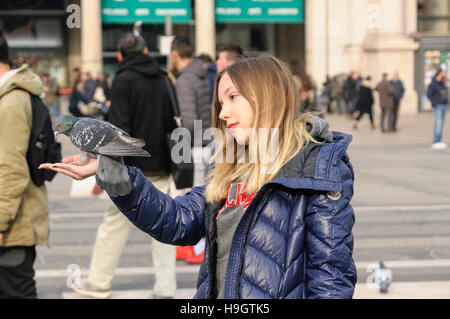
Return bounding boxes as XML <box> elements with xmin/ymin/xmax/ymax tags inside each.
<box><xmin>236</xmin><ymin>186</ymin><xmax>272</xmax><ymax>299</ymax></box>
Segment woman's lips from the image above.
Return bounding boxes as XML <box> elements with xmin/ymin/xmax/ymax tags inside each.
<box><xmin>227</xmin><ymin>123</ymin><xmax>238</xmax><ymax>129</ymax></box>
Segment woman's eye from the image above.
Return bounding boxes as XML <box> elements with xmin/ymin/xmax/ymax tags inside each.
<box><xmin>230</xmin><ymin>94</ymin><xmax>239</xmax><ymax>100</ymax></box>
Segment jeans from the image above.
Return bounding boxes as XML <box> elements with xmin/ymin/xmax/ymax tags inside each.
<box><xmin>433</xmin><ymin>105</ymin><xmax>448</xmax><ymax>143</ymax></box>
<box><xmin>380</xmin><ymin>108</ymin><xmax>395</xmax><ymax>132</ymax></box>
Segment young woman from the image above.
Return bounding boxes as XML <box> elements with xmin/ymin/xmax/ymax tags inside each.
<box><xmin>41</xmin><ymin>56</ymin><xmax>357</xmax><ymax>299</ymax></box>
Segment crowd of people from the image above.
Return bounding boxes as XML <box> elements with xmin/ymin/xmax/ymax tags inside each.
<box><xmin>317</xmin><ymin>68</ymin><xmax>448</xmax><ymax>150</ymax></box>
<box><xmin>317</xmin><ymin>70</ymin><xmax>405</xmax><ymax>133</ymax></box>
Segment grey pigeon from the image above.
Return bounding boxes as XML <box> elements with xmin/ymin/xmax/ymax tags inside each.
<box><xmin>376</xmin><ymin>261</ymin><xmax>393</xmax><ymax>294</ymax></box>
<box><xmin>52</xmin><ymin>115</ymin><xmax>150</xmax><ymax>196</ymax></box>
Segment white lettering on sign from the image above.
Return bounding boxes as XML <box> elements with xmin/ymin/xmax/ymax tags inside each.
<box><xmin>102</xmin><ymin>8</ymin><xmax>128</xmax><ymax>16</ymax></box>
<box><xmin>155</xmin><ymin>8</ymin><xmax>187</xmax><ymax>16</ymax></box>
<box><xmin>267</xmin><ymin>8</ymin><xmax>299</xmax><ymax>16</ymax></box>
<box><xmin>247</xmin><ymin>7</ymin><xmax>262</xmax><ymax>15</ymax></box>
<box><xmin>216</xmin><ymin>7</ymin><xmax>242</xmax><ymax>15</ymax></box>
<box><xmin>135</xmin><ymin>8</ymin><xmax>150</xmax><ymax>16</ymax></box>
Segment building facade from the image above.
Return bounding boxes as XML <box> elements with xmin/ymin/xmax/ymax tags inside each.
<box><xmin>4</xmin><ymin>0</ymin><xmax>450</xmax><ymax>114</ymax></box>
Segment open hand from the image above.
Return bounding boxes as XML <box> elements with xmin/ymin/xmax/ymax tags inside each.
<box><xmin>39</xmin><ymin>154</ymin><xmax>98</xmax><ymax>180</ymax></box>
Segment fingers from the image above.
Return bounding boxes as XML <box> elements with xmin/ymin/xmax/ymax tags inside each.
<box><xmin>39</xmin><ymin>164</ymin><xmax>81</xmax><ymax>180</ymax></box>
<box><xmin>62</xmin><ymin>154</ymin><xmax>82</xmax><ymax>164</ymax></box>
<box><xmin>39</xmin><ymin>163</ymin><xmax>85</xmax><ymax>180</ymax></box>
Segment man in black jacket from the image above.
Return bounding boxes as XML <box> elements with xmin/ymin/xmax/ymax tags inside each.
<box><xmin>72</xmin><ymin>33</ymin><xmax>178</xmax><ymax>299</ymax></box>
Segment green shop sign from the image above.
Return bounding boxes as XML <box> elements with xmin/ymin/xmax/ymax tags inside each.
<box><xmin>215</xmin><ymin>0</ymin><xmax>304</xmax><ymax>23</ymax></box>
<box><xmin>101</xmin><ymin>0</ymin><xmax>191</xmax><ymax>24</ymax></box>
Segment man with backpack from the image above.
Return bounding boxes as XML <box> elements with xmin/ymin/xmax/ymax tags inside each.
<box><xmin>0</xmin><ymin>30</ymin><xmax>51</xmax><ymax>298</ymax></box>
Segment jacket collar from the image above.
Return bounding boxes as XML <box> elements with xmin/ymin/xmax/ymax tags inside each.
<box><xmin>269</xmin><ymin>131</ymin><xmax>353</xmax><ymax>192</ymax></box>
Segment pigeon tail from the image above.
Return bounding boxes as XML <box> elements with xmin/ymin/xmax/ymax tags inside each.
<box><xmin>96</xmin><ymin>155</ymin><xmax>132</xmax><ymax>196</ymax></box>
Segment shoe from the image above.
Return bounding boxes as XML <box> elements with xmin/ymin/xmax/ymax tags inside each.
<box><xmin>72</xmin><ymin>279</ymin><xmax>112</xmax><ymax>299</ymax></box>
<box><xmin>371</xmin><ymin>124</ymin><xmax>376</xmax><ymax>130</ymax></box>
<box><xmin>186</xmin><ymin>251</ymin><xmax>205</xmax><ymax>264</ymax></box>
<box><xmin>431</xmin><ymin>142</ymin><xmax>448</xmax><ymax>150</ymax></box>
<box><xmin>352</xmin><ymin>121</ymin><xmax>358</xmax><ymax>130</ymax></box>
<box><xmin>176</xmin><ymin>246</ymin><xmax>194</xmax><ymax>260</ymax></box>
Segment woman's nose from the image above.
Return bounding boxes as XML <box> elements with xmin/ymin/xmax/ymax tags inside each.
<box><xmin>219</xmin><ymin>104</ymin><xmax>230</xmax><ymax>121</ymax></box>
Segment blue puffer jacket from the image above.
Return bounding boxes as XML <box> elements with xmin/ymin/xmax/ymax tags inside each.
<box><xmin>110</xmin><ymin>131</ymin><xmax>357</xmax><ymax>299</ymax></box>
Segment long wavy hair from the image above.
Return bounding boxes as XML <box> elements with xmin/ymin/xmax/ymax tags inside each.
<box><xmin>205</xmin><ymin>56</ymin><xmax>318</xmax><ymax>203</ymax></box>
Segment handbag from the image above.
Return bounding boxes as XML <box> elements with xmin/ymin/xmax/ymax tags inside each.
<box><xmin>163</xmin><ymin>73</ymin><xmax>194</xmax><ymax>189</ymax></box>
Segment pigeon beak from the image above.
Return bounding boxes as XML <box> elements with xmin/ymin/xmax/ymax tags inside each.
<box><xmin>54</xmin><ymin>131</ymin><xmax>59</xmax><ymax>141</ymax></box>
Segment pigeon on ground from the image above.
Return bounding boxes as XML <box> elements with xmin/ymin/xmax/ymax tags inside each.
<box><xmin>52</xmin><ymin>115</ymin><xmax>150</xmax><ymax>196</ymax></box>
<box><xmin>376</xmin><ymin>261</ymin><xmax>393</xmax><ymax>293</ymax></box>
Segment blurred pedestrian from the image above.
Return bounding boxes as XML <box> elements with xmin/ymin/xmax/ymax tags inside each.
<box><xmin>68</xmin><ymin>76</ymin><xmax>89</xmax><ymax>117</ymax></box>
<box><xmin>390</xmin><ymin>72</ymin><xmax>405</xmax><ymax>131</ymax></box>
<box><xmin>170</xmin><ymin>36</ymin><xmax>211</xmax><ymax>183</ymax></box>
<box><xmin>41</xmin><ymin>56</ymin><xmax>357</xmax><ymax>299</ymax></box>
<box><xmin>345</xmin><ymin>71</ymin><xmax>362</xmax><ymax>117</ymax></box>
<box><xmin>375</xmin><ymin>73</ymin><xmax>396</xmax><ymax>132</ymax></box>
<box><xmin>427</xmin><ymin>68</ymin><xmax>448</xmax><ymax>150</ymax></box>
<box><xmin>41</xmin><ymin>72</ymin><xmax>60</xmax><ymax>118</ymax></box>
<box><xmin>97</xmin><ymin>72</ymin><xmax>111</xmax><ymax>105</ymax></box>
<box><xmin>0</xmin><ymin>29</ymin><xmax>49</xmax><ymax>299</ymax></box>
<box><xmin>81</xmin><ymin>72</ymin><xmax>97</xmax><ymax>101</ymax></box>
<box><xmin>197</xmin><ymin>53</ymin><xmax>216</xmax><ymax>103</ymax></box>
<box><xmin>322</xmin><ymin>75</ymin><xmax>333</xmax><ymax>114</ymax></box>
<box><xmin>216</xmin><ymin>43</ymin><xmax>243</xmax><ymax>73</ymax></box>
<box><xmin>290</xmin><ymin>59</ymin><xmax>316</xmax><ymax>113</ymax></box>
<box><xmin>71</xmin><ymin>33</ymin><xmax>178</xmax><ymax>299</ymax></box>
<box><xmin>331</xmin><ymin>74</ymin><xmax>345</xmax><ymax>114</ymax></box>
<box><xmin>353</xmin><ymin>76</ymin><xmax>375</xmax><ymax>130</ymax></box>
<box><xmin>170</xmin><ymin>36</ymin><xmax>211</xmax><ymax>264</ymax></box>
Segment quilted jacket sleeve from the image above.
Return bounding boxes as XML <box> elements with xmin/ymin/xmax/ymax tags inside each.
<box><xmin>305</xmin><ymin>154</ymin><xmax>357</xmax><ymax>299</ymax></box>
<box><xmin>110</xmin><ymin>167</ymin><xmax>206</xmax><ymax>246</ymax></box>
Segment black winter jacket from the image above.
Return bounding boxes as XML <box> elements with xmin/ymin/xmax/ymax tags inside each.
<box><xmin>356</xmin><ymin>85</ymin><xmax>374</xmax><ymax>114</ymax></box>
<box><xmin>106</xmin><ymin>52</ymin><xmax>176</xmax><ymax>172</ymax></box>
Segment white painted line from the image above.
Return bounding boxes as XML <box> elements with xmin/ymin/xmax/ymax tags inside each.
<box><xmin>62</xmin><ymin>288</ymin><xmax>197</xmax><ymax>299</ymax></box>
<box><xmin>36</xmin><ymin>265</ymin><xmax>201</xmax><ymax>279</ymax></box>
<box><xmin>50</xmin><ymin>212</ymin><xmax>105</xmax><ymax>219</ymax></box>
<box><xmin>354</xmin><ymin>281</ymin><xmax>450</xmax><ymax>299</ymax></box>
<box><xmin>356</xmin><ymin>259</ymin><xmax>450</xmax><ymax>269</ymax></box>
<box><xmin>354</xmin><ymin>204</ymin><xmax>450</xmax><ymax>212</ymax></box>
<box><xmin>62</xmin><ymin>282</ymin><xmax>450</xmax><ymax>299</ymax></box>
<box><xmin>49</xmin><ymin>204</ymin><xmax>450</xmax><ymax>219</ymax></box>
<box><xmin>36</xmin><ymin>259</ymin><xmax>450</xmax><ymax>279</ymax></box>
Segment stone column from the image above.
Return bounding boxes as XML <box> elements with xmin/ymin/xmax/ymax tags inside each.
<box><xmin>81</xmin><ymin>0</ymin><xmax>103</xmax><ymax>75</ymax></box>
<box><xmin>363</xmin><ymin>0</ymin><xmax>419</xmax><ymax>114</ymax></box>
<box><xmin>195</xmin><ymin>0</ymin><xmax>215</xmax><ymax>58</ymax></box>
<box><xmin>305</xmin><ymin>0</ymin><xmax>328</xmax><ymax>85</ymax></box>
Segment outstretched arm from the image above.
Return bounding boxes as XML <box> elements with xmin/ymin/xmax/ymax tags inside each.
<box><xmin>40</xmin><ymin>158</ymin><xmax>206</xmax><ymax>245</ymax></box>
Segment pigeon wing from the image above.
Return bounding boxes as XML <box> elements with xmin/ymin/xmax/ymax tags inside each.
<box><xmin>69</xmin><ymin>121</ymin><xmax>113</xmax><ymax>153</ymax></box>
<box><xmin>97</xmin><ymin>136</ymin><xmax>150</xmax><ymax>157</ymax></box>
<box><xmin>102</xmin><ymin>121</ymin><xmax>146</xmax><ymax>147</ymax></box>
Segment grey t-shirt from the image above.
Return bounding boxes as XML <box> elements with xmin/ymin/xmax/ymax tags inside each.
<box><xmin>216</xmin><ymin>182</ymin><xmax>256</xmax><ymax>298</ymax></box>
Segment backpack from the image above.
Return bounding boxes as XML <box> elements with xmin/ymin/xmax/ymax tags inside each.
<box><xmin>26</xmin><ymin>93</ymin><xmax>62</xmax><ymax>186</ymax></box>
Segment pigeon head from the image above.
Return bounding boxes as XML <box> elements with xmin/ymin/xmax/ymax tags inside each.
<box><xmin>53</xmin><ymin>115</ymin><xmax>77</xmax><ymax>139</ymax></box>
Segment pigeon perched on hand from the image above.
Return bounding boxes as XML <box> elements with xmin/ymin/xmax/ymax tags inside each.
<box><xmin>52</xmin><ymin>115</ymin><xmax>150</xmax><ymax>196</ymax></box>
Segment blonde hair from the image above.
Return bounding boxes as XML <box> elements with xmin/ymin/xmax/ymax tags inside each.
<box><xmin>205</xmin><ymin>56</ymin><xmax>319</xmax><ymax>203</ymax></box>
